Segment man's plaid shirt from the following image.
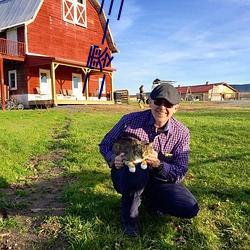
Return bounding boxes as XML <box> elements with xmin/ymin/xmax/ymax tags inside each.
<box><xmin>99</xmin><ymin>109</ymin><xmax>190</xmax><ymax>183</ymax></box>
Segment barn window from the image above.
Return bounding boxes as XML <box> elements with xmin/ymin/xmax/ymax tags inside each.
<box><xmin>8</xmin><ymin>70</ymin><xmax>17</xmax><ymax>90</ymax></box>
<box><xmin>63</xmin><ymin>0</ymin><xmax>87</xmax><ymax>27</ymax></box>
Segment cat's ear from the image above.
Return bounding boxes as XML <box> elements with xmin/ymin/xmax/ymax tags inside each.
<box><xmin>147</xmin><ymin>142</ymin><xmax>154</xmax><ymax>147</ymax></box>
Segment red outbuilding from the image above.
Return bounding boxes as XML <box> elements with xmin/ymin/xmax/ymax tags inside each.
<box><xmin>0</xmin><ymin>0</ymin><xmax>119</xmax><ymax>109</ymax></box>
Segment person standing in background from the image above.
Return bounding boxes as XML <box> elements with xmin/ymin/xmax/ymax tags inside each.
<box><xmin>138</xmin><ymin>85</ymin><xmax>146</xmax><ymax>107</ymax></box>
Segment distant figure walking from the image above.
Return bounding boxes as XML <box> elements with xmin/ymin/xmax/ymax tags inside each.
<box><xmin>138</xmin><ymin>85</ymin><xmax>145</xmax><ymax>105</ymax></box>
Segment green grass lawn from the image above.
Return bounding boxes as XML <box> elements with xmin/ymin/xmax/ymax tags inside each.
<box><xmin>0</xmin><ymin>105</ymin><xmax>249</xmax><ymax>249</ymax></box>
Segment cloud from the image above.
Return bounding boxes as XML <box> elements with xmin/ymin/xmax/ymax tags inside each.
<box><xmin>106</xmin><ymin>0</ymin><xmax>141</xmax><ymax>38</ymax></box>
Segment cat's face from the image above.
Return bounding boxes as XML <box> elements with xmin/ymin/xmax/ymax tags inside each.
<box><xmin>140</xmin><ymin>142</ymin><xmax>154</xmax><ymax>158</ymax></box>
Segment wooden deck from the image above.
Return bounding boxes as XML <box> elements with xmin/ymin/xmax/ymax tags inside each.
<box><xmin>29</xmin><ymin>99</ymin><xmax>114</xmax><ymax>107</ymax></box>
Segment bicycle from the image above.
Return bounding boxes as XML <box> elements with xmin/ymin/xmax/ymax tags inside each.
<box><xmin>5</xmin><ymin>98</ymin><xmax>24</xmax><ymax>110</ymax></box>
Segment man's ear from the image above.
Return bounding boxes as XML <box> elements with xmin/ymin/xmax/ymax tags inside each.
<box><xmin>148</xmin><ymin>98</ymin><xmax>153</xmax><ymax>108</ymax></box>
<box><xmin>173</xmin><ymin>104</ymin><xmax>179</xmax><ymax>113</ymax></box>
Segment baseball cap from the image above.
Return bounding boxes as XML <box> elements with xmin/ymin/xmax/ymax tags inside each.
<box><xmin>150</xmin><ymin>83</ymin><xmax>180</xmax><ymax>105</ymax></box>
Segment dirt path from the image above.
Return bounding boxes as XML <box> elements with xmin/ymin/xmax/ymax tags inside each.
<box><xmin>0</xmin><ymin>118</ymin><xmax>74</xmax><ymax>249</ymax></box>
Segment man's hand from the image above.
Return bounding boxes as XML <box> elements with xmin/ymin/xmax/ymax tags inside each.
<box><xmin>146</xmin><ymin>150</ymin><xmax>161</xmax><ymax>168</ymax></box>
<box><xmin>114</xmin><ymin>153</ymin><xmax>125</xmax><ymax>169</ymax></box>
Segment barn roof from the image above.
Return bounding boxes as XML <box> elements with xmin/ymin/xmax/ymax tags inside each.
<box><xmin>177</xmin><ymin>82</ymin><xmax>237</xmax><ymax>94</ymax></box>
<box><xmin>0</xmin><ymin>0</ymin><xmax>42</xmax><ymax>30</ymax></box>
<box><xmin>0</xmin><ymin>0</ymin><xmax>118</xmax><ymax>53</ymax></box>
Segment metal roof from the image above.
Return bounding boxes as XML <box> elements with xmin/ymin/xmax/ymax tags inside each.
<box><xmin>177</xmin><ymin>83</ymin><xmax>238</xmax><ymax>94</ymax></box>
<box><xmin>0</xmin><ymin>0</ymin><xmax>42</xmax><ymax>31</ymax></box>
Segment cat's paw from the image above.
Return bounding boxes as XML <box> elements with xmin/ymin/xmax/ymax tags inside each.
<box><xmin>140</xmin><ymin>163</ymin><xmax>147</xmax><ymax>170</ymax></box>
<box><xmin>129</xmin><ymin>167</ymin><xmax>136</xmax><ymax>173</ymax></box>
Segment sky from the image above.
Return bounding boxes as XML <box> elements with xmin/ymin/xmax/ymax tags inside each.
<box><xmin>102</xmin><ymin>0</ymin><xmax>250</xmax><ymax>94</ymax></box>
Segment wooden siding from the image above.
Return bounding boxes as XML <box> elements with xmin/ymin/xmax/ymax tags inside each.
<box><xmin>4</xmin><ymin>62</ymin><xmax>27</xmax><ymax>95</ymax></box>
<box><xmin>17</xmin><ymin>26</ymin><xmax>25</xmax><ymax>43</ymax></box>
<box><xmin>88</xmin><ymin>73</ymin><xmax>111</xmax><ymax>98</ymax></box>
<box><xmin>54</xmin><ymin>65</ymin><xmax>86</xmax><ymax>96</ymax></box>
<box><xmin>26</xmin><ymin>64</ymin><xmax>47</xmax><ymax>94</ymax></box>
<box><xmin>26</xmin><ymin>0</ymin><xmax>111</xmax><ymax>65</ymax></box>
<box><xmin>0</xmin><ymin>31</ymin><xmax>6</xmax><ymax>39</ymax></box>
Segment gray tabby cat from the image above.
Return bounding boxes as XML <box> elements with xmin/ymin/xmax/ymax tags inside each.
<box><xmin>112</xmin><ymin>137</ymin><xmax>154</xmax><ymax>173</ymax></box>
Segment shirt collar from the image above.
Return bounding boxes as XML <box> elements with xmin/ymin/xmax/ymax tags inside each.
<box><xmin>164</xmin><ymin>122</ymin><xmax>169</xmax><ymax>132</ymax></box>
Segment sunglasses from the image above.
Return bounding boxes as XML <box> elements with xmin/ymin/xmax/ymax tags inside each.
<box><xmin>153</xmin><ymin>99</ymin><xmax>173</xmax><ymax>108</ymax></box>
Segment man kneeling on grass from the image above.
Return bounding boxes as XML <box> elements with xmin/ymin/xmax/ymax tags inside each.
<box><xmin>99</xmin><ymin>84</ymin><xmax>199</xmax><ymax>237</ymax></box>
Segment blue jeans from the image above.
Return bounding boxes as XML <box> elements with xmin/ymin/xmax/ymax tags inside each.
<box><xmin>111</xmin><ymin>166</ymin><xmax>199</xmax><ymax>225</ymax></box>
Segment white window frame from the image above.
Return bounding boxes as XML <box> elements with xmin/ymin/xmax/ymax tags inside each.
<box><xmin>99</xmin><ymin>77</ymin><xmax>106</xmax><ymax>94</ymax></box>
<box><xmin>8</xmin><ymin>70</ymin><xmax>17</xmax><ymax>90</ymax></box>
<box><xmin>62</xmin><ymin>0</ymin><xmax>87</xmax><ymax>27</ymax></box>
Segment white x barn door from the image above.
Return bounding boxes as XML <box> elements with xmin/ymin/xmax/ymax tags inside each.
<box><xmin>63</xmin><ymin>0</ymin><xmax>87</xmax><ymax>27</ymax></box>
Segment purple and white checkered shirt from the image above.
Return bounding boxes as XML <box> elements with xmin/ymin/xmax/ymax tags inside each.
<box><xmin>99</xmin><ymin>109</ymin><xmax>190</xmax><ymax>183</ymax></box>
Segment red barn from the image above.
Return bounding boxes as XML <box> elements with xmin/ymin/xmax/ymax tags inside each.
<box><xmin>0</xmin><ymin>0</ymin><xmax>119</xmax><ymax>109</ymax></box>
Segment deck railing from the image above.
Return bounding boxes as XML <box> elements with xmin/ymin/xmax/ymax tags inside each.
<box><xmin>0</xmin><ymin>38</ymin><xmax>25</xmax><ymax>57</ymax></box>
